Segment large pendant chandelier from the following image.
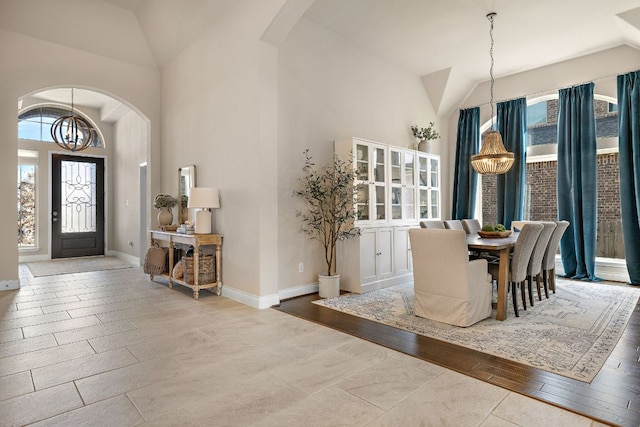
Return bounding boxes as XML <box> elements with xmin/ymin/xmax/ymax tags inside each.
<box><xmin>50</xmin><ymin>88</ymin><xmax>95</xmax><ymax>152</ymax></box>
<box><xmin>471</xmin><ymin>13</ymin><xmax>514</xmax><ymax>175</ymax></box>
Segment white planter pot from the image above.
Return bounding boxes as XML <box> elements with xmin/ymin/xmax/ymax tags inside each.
<box><xmin>318</xmin><ymin>274</ymin><xmax>340</xmax><ymax>298</ymax></box>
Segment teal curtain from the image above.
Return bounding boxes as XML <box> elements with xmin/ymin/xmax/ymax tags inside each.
<box><xmin>452</xmin><ymin>107</ymin><xmax>480</xmax><ymax>220</ymax></box>
<box><xmin>557</xmin><ymin>83</ymin><xmax>598</xmax><ymax>280</ymax></box>
<box><xmin>617</xmin><ymin>71</ymin><xmax>640</xmax><ymax>285</ymax></box>
<box><xmin>495</xmin><ymin>98</ymin><xmax>527</xmax><ymax>229</ymax></box>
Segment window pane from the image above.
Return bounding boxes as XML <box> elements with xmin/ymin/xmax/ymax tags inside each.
<box><xmin>18</xmin><ymin>164</ymin><xmax>36</xmax><ymax>247</ymax></box>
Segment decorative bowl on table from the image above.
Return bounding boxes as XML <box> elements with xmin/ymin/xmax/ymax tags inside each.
<box><xmin>161</xmin><ymin>224</ymin><xmax>178</xmax><ymax>232</ymax></box>
<box><xmin>478</xmin><ymin>230</ymin><xmax>512</xmax><ymax>239</ymax></box>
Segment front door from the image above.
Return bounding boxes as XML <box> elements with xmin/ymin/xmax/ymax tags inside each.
<box><xmin>51</xmin><ymin>154</ymin><xmax>105</xmax><ymax>258</ymax></box>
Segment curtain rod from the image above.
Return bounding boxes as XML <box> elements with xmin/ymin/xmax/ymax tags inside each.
<box><xmin>461</xmin><ymin>68</ymin><xmax>640</xmax><ymax>110</ymax></box>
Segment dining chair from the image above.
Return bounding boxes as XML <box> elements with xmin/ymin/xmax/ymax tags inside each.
<box><xmin>419</xmin><ymin>220</ymin><xmax>445</xmax><ymax>229</ymax></box>
<box><xmin>489</xmin><ymin>222</ymin><xmax>543</xmax><ymax>317</ymax></box>
<box><xmin>461</xmin><ymin>219</ymin><xmax>482</xmax><ymax>235</ymax></box>
<box><xmin>409</xmin><ymin>228</ymin><xmax>492</xmax><ymax>327</ymax></box>
<box><xmin>541</xmin><ymin>220</ymin><xmax>570</xmax><ymax>294</ymax></box>
<box><xmin>526</xmin><ymin>222</ymin><xmax>557</xmax><ymax>305</ymax></box>
<box><xmin>444</xmin><ymin>220</ymin><xmax>464</xmax><ymax>231</ymax></box>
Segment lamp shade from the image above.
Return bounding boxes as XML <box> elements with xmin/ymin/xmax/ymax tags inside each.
<box><xmin>187</xmin><ymin>187</ymin><xmax>220</xmax><ymax>209</ymax></box>
<box><xmin>471</xmin><ymin>131</ymin><xmax>515</xmax><ymax>175</ymax></box>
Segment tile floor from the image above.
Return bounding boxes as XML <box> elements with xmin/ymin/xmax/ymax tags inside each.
<box><xmin>0</xmin><ymin>264</ymin><xmax>607</xmax><ymax>426</ymax></box>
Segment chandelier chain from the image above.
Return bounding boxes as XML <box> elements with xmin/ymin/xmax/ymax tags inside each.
<box><xmin>488</xmin><ymin>12</ymin><xmax>496</xmax><ymax>129</ymax></box>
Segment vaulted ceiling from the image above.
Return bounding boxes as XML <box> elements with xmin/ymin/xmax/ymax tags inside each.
<box><xmin>4</xmin><ymin>0</ymin><xmax>640</xmax><ymax>114</ymax></box>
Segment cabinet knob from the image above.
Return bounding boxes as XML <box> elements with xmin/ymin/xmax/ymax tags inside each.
<box><xmin>376</xmin><ymin>252</ymin><xmax>382</xmax><ymax>255</ymax></box>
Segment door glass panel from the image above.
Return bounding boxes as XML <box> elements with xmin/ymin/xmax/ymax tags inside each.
<box><xmin>419</xmin><ymin>157</ymin><xmax>428</xmax><ymax>186</ymax></box>
<box><xmin>374</xmin><ymin>148</ymin><xmax>385</xmax><ymax>182</ymax></box>
<box><xmin>60</xmin><ymin>160</ymin><xmax>97</xmax><ymax>233</ymax></box>
<box><xmin>420</xmin><ymin>189</ymin><xmax>428</xmax><ymax>219</ymax></box>
<box><xmin>391</xmin><ymin>151</ymin><xmax>401</xmax><ymax>183</ymax></box>
<box><xmin>430</xmin><ymin>190</ymin><xmax>440</xmax><ymax>218</ymax></box>
<box><xmin>404</xmin><ymin>188</ymin><xmax>415</xmax><ymax>219</ymax></box>
<box><xmin>430</xmin><ymin>158</ymin><xmax>439</xmax><ymax>187</ymax></box>
<box><xmin>391</xmin><ymin>187</ymin><xmax>401</xmax><ymax>219</ymax></box>
<box><xmin>356</xmin><ymin>185</ymin><xmax>369</xmax><ymax>220</ymax></box>
<box><xmin>404</xmin><ymin>153</ymin><xmax>414</xmax><ymax>184</ymax></box>
<box><xmin>375</xmin><ymin>186</ymin><xmax>386</xmax><ymax>220</ymax></box>
<box><xmin>356</xmin><ymin>144</ymin><xmax>369</xmax><ymax>181</ymax></box>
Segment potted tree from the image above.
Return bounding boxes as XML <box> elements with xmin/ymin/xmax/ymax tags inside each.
<box><xmin>295</xmin><ymin>149</ymin><xmax>360</xmax><ymax>297</ymax></box>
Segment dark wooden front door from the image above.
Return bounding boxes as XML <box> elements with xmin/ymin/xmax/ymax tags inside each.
<box><xmin>51</xmin><ymin>154</ymin><xmax>105</xmax><ymax>258</ymax></box>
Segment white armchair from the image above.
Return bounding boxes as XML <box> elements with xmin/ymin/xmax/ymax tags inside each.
<box><xmin>409</xmin><ymin>228</ymin><xmax>493</xmax><ymax>327</ymax></box>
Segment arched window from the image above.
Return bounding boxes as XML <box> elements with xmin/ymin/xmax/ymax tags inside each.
<box><xmin>479</xmin><ymin>95</ymin><xmax>623</xmax><ymax>259</ymax></box>
<box><xmin>18</xmin><ymin>106</ymin><xmax>103</xmax><ymax>148</ymax></box>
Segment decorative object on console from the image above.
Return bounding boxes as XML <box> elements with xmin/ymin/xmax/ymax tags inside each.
<box><xmin>153</xmin><ymin>193</ymin><xmax>178</xmax><ymax>226</ymax></box>
<box><xmin>50</xmin><ymin>88</ymin><xmax>96</xmax><ymax>152</ymax></box>
<box><xmin>470</xmin><ymin>12</ymin><xmax>515</xmax><ymax>175</ymax></box>
<box><xmin>294</xmin><ymin>149</ymin><xmax>360</xmax><ymax>298</ymax></box>
<box><xmin>411</xmin><ymin>122</ymin><xmax>440</xmax><ymax>152</ymax></box>
<box><xmin>188</xmin><ymin>187</ymin><xmax>220</xmax><ymax>234</ymax></box>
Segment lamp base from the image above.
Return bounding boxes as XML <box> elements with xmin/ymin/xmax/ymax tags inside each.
<box><xmin>194</xmin><ymin>209</ymin><xmax>212</xmax><ymax>234</ymax></box>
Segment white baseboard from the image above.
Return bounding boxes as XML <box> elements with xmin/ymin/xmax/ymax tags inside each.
<box><xmin>221</xmin><ymin>286</ymin><xmax>280</xmax><ymax>310</ymax></box>
<box><xmin>18</xmin><ymin>254</ymin><xmax>49</xmax><ymax>263</ymax></box>
<box><xmin>278</xmin><ymin>282</ymin><xmax>319</xmax><ymax>301</ymax></box>
<box><xmin>0</xmin><ymin>279</ymin><xmax>20</xmax><ymax>291</ymax></box>
<box><xmin>554</xmin><ymin>255</ymin><xmax>630</xmax><ymax>283</ymax></box>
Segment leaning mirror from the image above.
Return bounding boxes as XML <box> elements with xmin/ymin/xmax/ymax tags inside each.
<box><xmin>178</xmin><ymin>165</ymin><xmax>196</xmax><ymax>224</ymax></box>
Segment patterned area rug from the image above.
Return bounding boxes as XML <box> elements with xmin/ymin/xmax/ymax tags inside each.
<box><xmin>313</xmin><ymin>278</ymin><xmax>640</xmax><ymax>382</ymax></box>
<box><xmin>25</xmin><ymin>256</ymin><xmax>136</xmax><ymax>277</ymax></box>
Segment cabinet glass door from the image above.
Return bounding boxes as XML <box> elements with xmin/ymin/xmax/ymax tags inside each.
<box><xmin>355</xmin><ymin>143</ymin><xmax>370</xmax><ymax>220</ymax></box>
<box><xmin>373</xmin><ymin>146</ymin><xmax>386</xmax><ymax>221</ymax></box>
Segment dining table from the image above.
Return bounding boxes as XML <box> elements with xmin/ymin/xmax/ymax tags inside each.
<box><xmin>466</xmin><ymin>232</ymin><xmax>519</xmax><ymax>321</ymax></box>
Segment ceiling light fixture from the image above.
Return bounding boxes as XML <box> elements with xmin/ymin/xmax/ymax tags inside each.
<box><xmin>50</xmin><ymin>88</ymin><xmax>95</xmax><ymax>152</ymax></box>
<box><xmin>471</xmin><ymin>12</ymin><xmax>515</xmax><ymax>175</ymax></box>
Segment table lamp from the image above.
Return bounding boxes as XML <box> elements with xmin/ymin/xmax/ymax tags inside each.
<box><xmin>187</xmin><ymin>187</ymin><xmax>220</xmax><ymax>234</ymax></box>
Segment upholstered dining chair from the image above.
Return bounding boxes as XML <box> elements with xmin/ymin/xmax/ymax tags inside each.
<box><xmin>542</xmin><ymin>220</ymin><xmax>570</xmax><ymax>294</ymax></box>
<box><xmin>444</xmin><ymin>220</ymin><xmax>465</xmax><ymax>231</ymax></box>
<box><xmin>488</xmin><ymin>223</ymin><xmax>543</xmax><ymax>317</ymax></box>
<box><xmin>419</xmin><ymin>220</ymin><xmax>445</xmax><ymax>229</ymax></box>
<box><xmin>461</xmin><ymin>219</ymin><xmax>482</xmax><ymax>235</ymax></box>
<box><xmin>409</xmin><ymin>228</ymin><xmax>493</xmax><ymax>327</ymax></box>
<box><xmin>526</xmin><ymin>222</ymin><xmax>557</xmax><ymax>305</ymax></box>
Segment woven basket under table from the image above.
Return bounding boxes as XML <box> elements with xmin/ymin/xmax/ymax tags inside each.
<box><xmin>182</xmin><ymin>254</ymin><xmax>215</xmax><ymax>285</ymax></box>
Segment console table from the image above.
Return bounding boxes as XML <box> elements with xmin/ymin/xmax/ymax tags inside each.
<box><xmin>148</xmin><ymin>230</ymin><xmax>223</xmax><ymax>299</ymax></box>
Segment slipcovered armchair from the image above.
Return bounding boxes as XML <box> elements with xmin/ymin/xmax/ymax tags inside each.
<box><xmin>409</xmin><ymin>228</ymin><xmax>493</xmax><ymax>327</ymax></box>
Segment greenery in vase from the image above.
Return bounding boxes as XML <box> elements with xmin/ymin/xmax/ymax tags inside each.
<box><xmin>153</xmin><ymin>193</ymin><xmax>177</xmax><ymax>209</ymax></box>
<box><xmin>411</xmin><ymin>122</ymin><xmax>440</xmax><ymax>142</ymax></box>
<box><xmin>294</xmin><ymin>149</ymin><xmax>360</xmax><ymax>276</ymax></box>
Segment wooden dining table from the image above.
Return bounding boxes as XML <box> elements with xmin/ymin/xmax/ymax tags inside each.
<box><xmin>466</xmin><ymin>232</ymin><xmax>519</xmax><ymax>321</ymax></box>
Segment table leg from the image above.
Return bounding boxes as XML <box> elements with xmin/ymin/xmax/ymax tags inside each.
<box><xmin>216</xmin><ymin>244</ymin><xmax>222</xmax><ymax>296</ymax></box>
<box><xmin>496</xmin><ymin>247</ymin><xmax>510</xmax><ymax>321</ymax></box>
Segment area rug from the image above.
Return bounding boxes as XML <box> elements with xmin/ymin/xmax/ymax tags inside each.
<box><xmin>313</xmin><ymin>278</ymin><xmax>640</xmax><ymax>382</ymax></box>
<box><xmin>25</xmin><ymin>256</ymin><xmax>136</xmax><ymax>277</ymax></box>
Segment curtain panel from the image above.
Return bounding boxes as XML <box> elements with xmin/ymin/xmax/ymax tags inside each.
<box><xmin>495</xmin><ymin>98</ymin><xmax>527</xmax><ymax>229</ymax></box>
<box><xmin>452</xmin><ymin>107</ymin><xmax>480</xmax><ymax>220</ymax></box>
<box><xmin>617</xmin><ymin>71</ymin><xmax>640</xmax><ymax>285</ymax></box>
<box><xmin>557</xmin><ymin>82</ymin><xmax>598</xmax><ymax>281</ymax></box>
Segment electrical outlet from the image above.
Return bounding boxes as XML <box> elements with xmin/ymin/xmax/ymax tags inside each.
<box><xmin>298</xmin><ymin>262</ymin><xmax>304</xmax><ymax>273</ymax></box>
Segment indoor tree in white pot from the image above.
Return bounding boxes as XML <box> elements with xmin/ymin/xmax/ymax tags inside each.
<box><xmin>295</xmin><ymin>149</ymin><xmax>360</xmax><ymax>298</ymax></box>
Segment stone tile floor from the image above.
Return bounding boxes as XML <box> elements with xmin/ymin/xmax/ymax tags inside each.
<box><xmin>0</xmin><ymin>263</ymin><xmax>606</xmax><ymax>426</ymax></box>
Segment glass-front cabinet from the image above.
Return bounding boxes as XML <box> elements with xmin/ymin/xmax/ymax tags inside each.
<box><xmin>336</xmin><ymin>137</ymin><xmax>440</xmax><ymax>226</ymax></box>
<box><xmin>418</xmin><ymin>153</ymin><xmax>440</xmax><ymax>220</ymax></box>
<box><xmin>354</xmin><ymin>141</ymin><xmax>387</xmax><ymax>223</ymax></box>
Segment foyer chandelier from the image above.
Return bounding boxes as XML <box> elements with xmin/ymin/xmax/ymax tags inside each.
<box><xmin>471</xmin><ymin>12</ymin><xmax>514</xmax><ymax>175</ymax></box>
<box><xmin>50</xmin><ymin>88</ymin><xmax>95</xmax><ymax>152</ymax></box>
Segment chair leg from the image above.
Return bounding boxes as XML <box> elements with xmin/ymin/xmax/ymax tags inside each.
<box><xmin>521</xmin><ymin>281</ymin><xmax>528</xmax><ymax>310</ymax></box>
<box><xmin>511</xmin><ymin>282</ymin><xmax>519</xmax><ymax>317</ymax></box>
<box><xmin>539</xmin><ymin>272</ymin><xmax>548</xmax><ymax>299</ymax></box>
<box><xmin>526</xmin><ymin>276</ymin><xmax>534</xmax><ymax>307</ymax></box>
<box><xmin>550</xmin><ymin>268</ymin><xmax>556</xmax><ymax>293</ymax></box>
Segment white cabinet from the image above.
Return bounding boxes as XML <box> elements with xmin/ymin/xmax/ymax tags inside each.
<box><xmin>334</xmin><ymin>137</ymin><xmax>440</xmax><ymax>293</ymax></box>
<box><xmin>338</xmin><ymin>226</ymin><xmax>409</xmax><ymax>293</ymax></box>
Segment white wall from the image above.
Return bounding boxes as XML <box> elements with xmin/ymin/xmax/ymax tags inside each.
<box><xmin>0</xmin><ymin>28</ymin><xmax>160</xmax><ymax>286</ymax></box>
<box><xmin>276</xmin><ymin>16</ymin><xmax>442</xmax><ymax>293</ymax></box>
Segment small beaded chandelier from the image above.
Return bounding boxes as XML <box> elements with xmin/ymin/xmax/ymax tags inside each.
<box><xmin>50</xmin><ymin>88</ymin><xmax>95</xmax><ymax>152</ymax></box>
<box><xmin>471</xmin><ymin>13</ymin><xmax>514</xmax><ymax>175</ymax></box>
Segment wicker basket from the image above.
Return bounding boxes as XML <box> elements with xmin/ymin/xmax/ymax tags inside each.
<box><xmin>182</xmin><ymin>253</ymin><xmax>215</xmax><ymax>285</ymax></box>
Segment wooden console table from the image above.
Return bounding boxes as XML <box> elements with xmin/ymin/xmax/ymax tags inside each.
<box><xmin>148</xmin><ymin>230</ymin><xmax>223</xmax><ymax>299</ymax></box>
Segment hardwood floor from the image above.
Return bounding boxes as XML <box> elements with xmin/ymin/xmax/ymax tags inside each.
<box><xmin>276</xmin><ymin>291</ymin><xmax>640</xmax><ymax>427</ymax></box>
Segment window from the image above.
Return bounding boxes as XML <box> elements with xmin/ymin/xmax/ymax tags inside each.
<box><xmin>18</xmin><ymin>106</ymin><xmax>103</xmax><ymax>147</ymax></box>
<box><xmin>480</xmin><ymin>95</ymin><xmax>623</xmax><ymax>259</ymax></box>
<box><xmin>18</xmin><ymin>150</ymin><xmax>38</xmax><ymax>248</ymax></box>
